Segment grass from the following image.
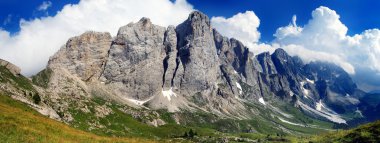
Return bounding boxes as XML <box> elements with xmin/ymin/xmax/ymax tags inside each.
<box><xmin>0</xmin><ymin>93</ymin><xmax>156</xmax><ymax>143</ymax></box>
<box><xmin>2</xmin><ymin>88</ymin><xmax>378</xmax><ymax>143</ymax></box>
<box><xmin>0</xmin><ymin>66</ymin><xmax>36</xmax><ymax>92</ymax></box>
<box><xmin>309</xmin><ymin>120</ymin><xmax>380</xmax><ymax>143</ymax></box>
<box><xmin>68</xmin><ymin>97</ymin><xmax>223</xmax><ymax>140</ymax></box>
<box><xmin>31</xmin><ymin>68</ymin><xmax>52</xmax><ymax>89</ymax></box>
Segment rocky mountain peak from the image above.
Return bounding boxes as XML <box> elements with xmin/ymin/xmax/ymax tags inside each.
<box><xmin>188</xmin><ymin>11</ymin><xmax>211</xmax><ymax>27</ymax></box>
<box><xmin>42</xmin><ymin>11</ymin><xmax>374</xmax><ymax>123</ymax></box>
<box><xmin>272</xmin><ymin>48</ymin><xmax>289</xmax><ymax>59</ymax></box>
<box><xmin>138</xmin><ymin>17</ymin><xmax>152</xmax><ymax>27</ymax></box>
<box><xmin>174</xmin><ymin>11</ymin><xmax>220</xmax><ymax>96</ymax></box>
<box><xmin>176</xmin><ymin>11</ymin><xmax>212</xmax><ymax>44</ymax></box>
<box><xmin>48</xmin><ymin>31</ymin><xmax>112</xmax><ymax>81</ymax></box>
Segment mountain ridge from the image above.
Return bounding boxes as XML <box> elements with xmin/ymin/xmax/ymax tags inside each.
<box><xmin>42</xmin><ymin>11</ymin><xmax>376</xmax><ymax>124</ymax></box>
<box><xmin>0</xmin><ymin>11</ymin><xmax>379</xmax><ymax>141</ymax></box>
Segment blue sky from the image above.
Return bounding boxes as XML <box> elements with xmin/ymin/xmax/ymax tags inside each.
<box><xmin>1</xmin><ymin>0</ymin><xmax>380</xmax><ymax>41</ymax></box>
<box><xmin>188</xmin><ymin>0</ymin><xmax>380</xmax><ymax>42</ymax></box>
<box><xmin>0</xmin><ymin>0</ymin><xmax>79</xmax><ymax>33</ymax></box>
<box><xmin>0</xmin><ymin>0</ymin><xmax>379</xmax><ymax>91</ymax></box>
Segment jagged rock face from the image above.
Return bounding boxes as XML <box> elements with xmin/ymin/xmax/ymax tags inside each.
<box><xmin>0</xmin><ymin>59</ymin><xmax>21</xmax><ymax>75</ymax></box>
<box><xmin>213</xmin><ymin>30</ymin><xmax>252</xmax><ymax>97</ymax></box>
<box><xmin>175</xmin><ymin>11</ymin><xmax>220</xmax><ymax>96</ymax></box>
<box><xmin>162</xmin><ymin>26</ymin><xmax>178</xmax><ymax>90</ymax></box>
<box><xmin>256</xmin><ymin>52</ymin><xmax>277</xmax><ymax>75</ymax></box>
<box><xmin>303</xmin><ymin>62</ymin><xmax>357</xmax><ymax>95</ymax></box>
<box><xmin>101</xmin><ymin>18</ymin><xmax>167</xmax><ymax>100</ymax></box>
<box><xmin>303</xmin><ymin>62</ymin><xmax>360</xmax><ymax>113</ymax></box>
<box><xmin>48</xmin><ymin>31</ymin><xmax>112</xmax><ymax>81</ymax></box>
<box><xmin>43</xmin><ymin>10</ymin><xmax>375</xmax><ymax>123</ymax></box>
<box><xmin>245</xmin><ymin>49</ymin><xmax>362</xmax><ymax>115</ymax></box>
<box><xmin>271</xmin><ymin>49</ymin><xmax>304</xmax><ymax>77</ymax></box>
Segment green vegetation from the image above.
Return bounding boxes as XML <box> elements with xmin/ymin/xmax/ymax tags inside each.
<box><xmin>32</xmin><ymin>93</ymin><xmax>41</xmax><ymax>104</ymax></box>
<box><xmin>31</xmin><ymin>68</ymin><xmax>52</xmax><ymax>88</ymax></box>
<box><xmin>309</xmin><ymin>120</ymin><xmax>380</xmax><ymax>143</ymax></box>
<box><xmin>0</xmin><ymin>66</ymin><xmax>36</xmax><ymax>92</ymax></box>
<box><xmin>0</xmin><ymin>93</ymin><xmax>156</xmax><ymax>143</ymax></box>
<box><xmin>2</xmin><ymin>85</ymin><xmax>379</xmax><ymax>143</ymax></box>
<box><xmin>1</xmin><ymin>64</ymin><xmax>378</xmax><ymax>142</ymax></box>
<box><xmin>67</xmin><ymin>97</ymin><xmax>219</xmax><ymax>139</ymax></box>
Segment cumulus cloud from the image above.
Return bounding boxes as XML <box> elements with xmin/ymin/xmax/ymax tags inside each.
<box><xmin>211</xmin><ymin>11</ymin><xmax>261</xmax><ymax>45</ymax></box>
<box><xmin>211</xmin><ymin>11</ymin><xmax>276</xmax><ymax>54</ymax></box>
<box><xmin>274</xmin><ymin>15</ymin><xmax>302</xmax><ymax>40</ymax></box>
<box><xmin>38</xmin><ymin>1</ymin><xmax>53</xmax><ymax>11</ymax></box>
<box><xmin>211</xmin><ymin>6</ymin><xmax>380</xmax><ymax>91</ymax></box>
<box><xmin>0</xmin><ymin>0</ymin><xmax>193</xmax><ymax>76</ymax></box>
<box><xmin>273</xmin><ymin>6</ymin><xmax>380</xmax><ymax>91</ymax></box>
<box><xmin>281</xmin><ymin>44</ymin><xmax>355</xmax><ymax>74</ymax></box>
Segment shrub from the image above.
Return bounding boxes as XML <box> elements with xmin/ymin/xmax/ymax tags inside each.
<box><xmin>33</xmin><ymin>93</ymin><xmax>41</xmax><ymax>104</ymax></box>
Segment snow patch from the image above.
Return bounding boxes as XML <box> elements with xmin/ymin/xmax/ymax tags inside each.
<box><xmin>125</xmin><ymin>96</ymin><xmax>153</xmax><ymax>105</ymax></box>
<box><xmin>278</xmin><ymin>117</ymin><xmax>304</xmax><ymax>126</ymax></box>
<box><xmin>126</xmin><ymin>98</ymin><xmax>146</xmax><ymax>105</ymax></box>
<box><xmin>259</xmin><ymin>97</ymin><xmax>266</xmax><ymax>105</ymax></box>
<box><xmin>289</xmin><ymin>91</ymin><xmax>294</xmax><ymax>97</ymax></box>
<box><xmin>355</xmin><ymin>108</ymin><xmax>363</xmax><ymax>117</ymax></box>
<box><xmin>233</xmin><ymin>70</ymin><xmax>238</xmax><ymax>74</ymax></box>
<box><xmin>300</xmin><ymin>81</ymin><xmax>310</xmax><ymax>98</ymax></box>
<box><xmin>236</xmin><ymin>82</ymin><xmax>242</xmax><ymax>94</ymax></box>
<box><xmin>316</xmin><ymin>100</ymin><xmax>323</xmax><ymax>111</ymax></box>
<box><xmin>306</xmin><ymin>78</ymin><xmax>315</xmax><ymax>84</ymax></box>
<box><xmin>298</xmin><ymin>101</ymin><xmax>346</xmax><ymax>124</ymax></box>
<box><xmin>162</xmin><ymin>88</ymin><xmax>177</xmax><ymax>101</ymax></box>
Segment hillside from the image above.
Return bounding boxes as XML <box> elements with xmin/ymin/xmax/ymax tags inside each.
<box><xmin>310</xmin><ymin>120</ymin><xmax>380</xmax><ymax>143</ymax></box>
<box><xmin>1</xmin><ymin>90</ymin><xmax>379</xmax><ymax>143</ymax></box>
<box><xmin>0</xmin><ymin>93</ymin><xmax>155</xmax><ymax>143</ymax></box>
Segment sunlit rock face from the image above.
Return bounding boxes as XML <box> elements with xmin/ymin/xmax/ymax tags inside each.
<box><xmin>46</xmin><ymin>11</ymin><xmax>373</xmax><ymax>123</ymax></box>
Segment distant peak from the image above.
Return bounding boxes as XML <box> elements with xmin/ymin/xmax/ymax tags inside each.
<box><xmin>273</xmin><ymin>48</ymin><xmax>288</xmax><ymax>56</ymax></box>
<box><xmin>138</xmin><ymin>17</ymin><xmax>152</xmax><ymax>27</ymax></box>
<box><xmin>187</xmin><ymin>11</ymin><xmax>210</xmax><ymax>26</ymax></box>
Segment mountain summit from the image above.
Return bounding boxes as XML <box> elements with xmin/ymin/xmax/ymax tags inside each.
<box><xmin>1</xmin><ymin>11</ymin><xmax>379</xmax><ymax>139</ymax></box>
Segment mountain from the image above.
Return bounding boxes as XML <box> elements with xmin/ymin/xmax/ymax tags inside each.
<box><xmin>1</xmin><ymin>11</ymin><xmax>380</xmax><ymax>142</ymax></box>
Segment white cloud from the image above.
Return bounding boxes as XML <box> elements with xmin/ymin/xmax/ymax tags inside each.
<box><xmin>281</xmin><ymin>44</ymin><xmax>355</xmax><ymax>74</ymax></box>
<box><xmin>0</xmin><ymin>0</ymin><xmax>193</xmax><ymax>76</ymax></box>
<box><xmin>211</xmin><ymin>6</ymin><xmax>380</xmax><ymax>91</ymax></box>
<box><xmin>274</xmin><ymin>15</ymin><xmax>302</xmax><ymax>40</ymax></box>
<box><xmin>273</xmin><ymin>6</ymin><xmax>380</xmax><ymax>91</ymax></box>
<box><xmin>211</xmin><ymin>11</ymin><xmax>261</xmax><ymax>46</ymax></box>
<box><xmin>211</xmin><ymin>11</ymin><xmax>276</xmax><ymax>55</ymax></box>
<box><xmin>38</xmin><ymin>1</ymin><xmax>53</xmax><ymax>11</ymax></box>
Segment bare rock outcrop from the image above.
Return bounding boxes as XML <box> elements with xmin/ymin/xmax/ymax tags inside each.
<box><xmin>48</xmin><ymin>31</ymin><xmax>112</xmax><ymax>82</ymax></box>
<box><xmin>41</xmin><ymin>10</ymin><xmax>368</xmax><ymax>123</ymax></box>
<box><xmin>101</xmin><ymin>18</ymin><xmax>167</xmax><ymax>100</ymax></box>
<box><xmin>174</xmin><ymin>11</ymin><xmax>221</xmax><ymax>96</ymax></box>
<box><xmin>0</xmin><ymin>59</ymin><xmax>21</xmax><ymax>75</ymax></box>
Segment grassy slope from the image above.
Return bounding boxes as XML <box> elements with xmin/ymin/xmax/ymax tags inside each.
<box><xmin>6</xmin><ymin>65</ymin><xmax>374</xmax><ymax>143</ymax></box>
<box><xmin>0</xmin><ymin>66</ymin><xmax>35</xmax><ymax>92</ymax></box>
<box><xmin>309</xmin><ymin>120</ymin><xmax>380</xmax><ymax>143</ymax></box>
<box><xmin>0</xmin><ymin>94</ymin><xmax>156</xmax><ymax>143</ymax></box>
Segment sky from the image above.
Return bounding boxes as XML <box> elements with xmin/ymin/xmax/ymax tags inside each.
<box><xmin>0</xmin><ymin>0</ymin><xmax>379</xmax><ymax>91</ymax></box>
